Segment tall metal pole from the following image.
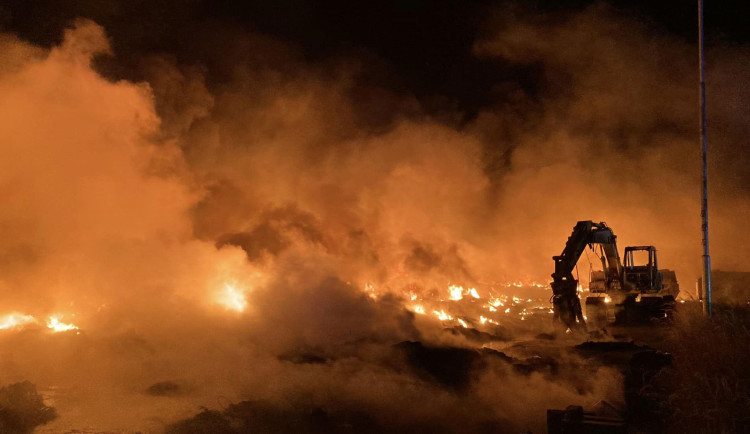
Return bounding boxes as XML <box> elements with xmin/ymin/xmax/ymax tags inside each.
<box><xmin>699</xmin><ymin>0</ymin><xmax>712</xmax><ymax>316</ymax></box>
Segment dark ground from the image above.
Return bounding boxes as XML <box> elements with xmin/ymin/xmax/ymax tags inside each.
<box><xmin>4</xmin><ymin>302</ymin><xmax>747</xmax><ymax>433</ymax></box>
<box><xmin>163</xmin><ymin>302</ymin><xmax>749</xmax><ymax>434</ymax></box>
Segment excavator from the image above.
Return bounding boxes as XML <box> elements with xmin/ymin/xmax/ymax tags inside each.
<box><xmin>551</xmin><ymin>221</ymin><xmax>679</xmax><ymax>328</ymax></box>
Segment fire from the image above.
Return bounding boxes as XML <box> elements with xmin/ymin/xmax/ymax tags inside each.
<box><xmin>518</xmin><ymin>308</ymin><xmax>529</xmax><ymax>320</ymax></box>
<box><xmin>0</xmin><ymin>313</ymin><xmax>37</xmax><ymax>330</ymax></box>
<box><xmin>356</xmin><ymin>280</ymin><xmax>554</xmax><ymax>332</ymax></box>
<box><xmin>503</xmin><ymin>281</ymin><xmax>549</xmax><ymax>289</ymax></box>
<box><xmin>488</xmin><ymin>297</ymin><xmax>504</xmax><ymax>307</ymax></box>
<box><xmin>0</xmin><ymin>312</ymin><xmax>81</xmax><ymax>333</ymax></box>
<box><xmin>433</xmin><ymin>310</ymin><xmax>452</xmax><ymax>321</ymax></box>
<box><xmin>46</xmin><ymin>316</ymin><xmax>79</xmax><ymax>333</ymax></box>
<box><xmin>448</xmin><ymin>285</ymin><xmax>480</xmax><ymax>301</ymax></box>
<box><xmin>217</xmin><ymin>284</ymin><xmax>248</xmax><ymax>312</ymax></box>
<box><xmin>364</xmin><ymin>283</ymin><xmax>378</xmax><ymax>299</ymax></box>
<box><xmin>448</xmin><ymin>285</ymin><xmax>464</xmax><ymax>301</ymax></box>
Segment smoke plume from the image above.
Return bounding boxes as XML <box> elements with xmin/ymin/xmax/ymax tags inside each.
<box><xmin>0</xmin><ymin>2</ymin><xmax>747</xmax><ymax>431</ymax></box>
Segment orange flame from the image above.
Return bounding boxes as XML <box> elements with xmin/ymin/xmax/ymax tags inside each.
<box><xmin>47</xmin><ymin>316</ymin><xmax>79</xmax><ymax>333</ymax></box>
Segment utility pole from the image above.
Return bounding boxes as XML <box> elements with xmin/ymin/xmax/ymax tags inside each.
<box><xmin>698</xmin><ymin>0</ymin><xmax>712</xmax><ymax>316</ymax></box>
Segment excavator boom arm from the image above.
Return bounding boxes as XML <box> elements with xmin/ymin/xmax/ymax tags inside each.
<box><xmin>551</xmin><ymin>221</ymin><xmax>623</xmax><ymax>327</ymax></box>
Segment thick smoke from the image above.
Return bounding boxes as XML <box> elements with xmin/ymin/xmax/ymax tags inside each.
<box><xmin>472</xmin><ymin>3</ymin><xmax>750</xmax><ymax>291</ymax></box>
<box><xmin>0</xmin><ymin>2</ymin><xmax>747</xmax><ymax>431</ymax></box>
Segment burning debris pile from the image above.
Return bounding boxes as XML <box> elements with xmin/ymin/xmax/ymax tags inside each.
<box><xmin>368</xmin><ymin>280</ymin><xmax>554</xmax><ymax>331</ymax></box>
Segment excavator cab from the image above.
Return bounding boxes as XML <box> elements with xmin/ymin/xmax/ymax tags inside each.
<box><xmin>552</xmin><ymin>221</ymin><xmax>680</xmax><ymax>328</ymax></box>
<box><xmin>623</xmin><ymin>246</ymin><xmax>662</xmax><ymax>294</ymax></box>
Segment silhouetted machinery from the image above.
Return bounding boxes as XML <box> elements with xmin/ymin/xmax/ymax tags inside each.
<box><xmin>551</xmin><ymin>221</ymin><xmax>679</xmax><ymax>328</ymax></box>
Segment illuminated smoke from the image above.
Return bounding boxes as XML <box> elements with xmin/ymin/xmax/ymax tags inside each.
<box><xmin>0</xmin><ymin>3</ymin><xmax>746</xmax><ymax>432</ymax></box>
<box><xmin>216</xmin><ymin>284</ymin><xmax>248</xmax><ymax>312</ymax></box>
<box><xmin>0</xmin><ymin>313</ymin><xmax>37</xmax><ymax>330</ymax></box>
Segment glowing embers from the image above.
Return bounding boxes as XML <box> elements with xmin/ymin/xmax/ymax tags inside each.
<box><xmin>362</xmin><ymin>280</ymin><xmax>555</xmax><ymax>333</ymax></box>
<box><xmin>479</xmin><ymin>315</ymin><xmax>498</xmax><ymax>325</ymax></box>
<box><xmin>217</xmin><ymin>283</ymin><xmax>248</xmax><ymax>312</ymax></box>
<box><xmin>364</xmin><ymin>282</ymin><xmax>378</xmax><ymax>300</ymax></box>
<box><xmin>432</xmin><ymin>309</ymin><xmax>452</xmax><ymax>321</ymax></box>
<box><xmin>488</xmin><ymin>297</ymin><xmax>505</xmax><ymax>308</ymax></box>
<box><xmin>503</xmin><ymin>281</ymin><xmax>549</xmax><ymax>289</ymax></box>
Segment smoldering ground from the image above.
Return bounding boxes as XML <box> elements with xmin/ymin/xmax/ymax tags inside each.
<box><xmin>0</xmin><ymin>1</ymin><xmax>748</xmax><ymax>432</ymax></box>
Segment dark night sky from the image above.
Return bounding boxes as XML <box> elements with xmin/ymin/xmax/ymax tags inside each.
<box><xmin>0</xmin><ymin>0</ymin><xmax>746</xmax><ymax>115</ymax></box>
